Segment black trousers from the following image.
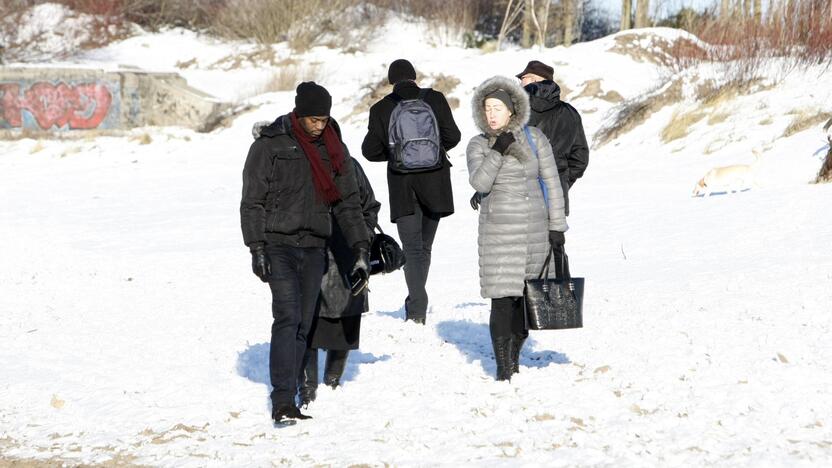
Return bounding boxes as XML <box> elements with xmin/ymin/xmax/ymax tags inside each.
<box><xmin>266</xmin><ymin>245</ymin><xmax>326</xmax><ymax>406</ymax></box>
<box><xmin>395</xmin><ymin>199</ymin><xmax>440</xmax><ymax>321</ymax></box>
<box><xmin>490</xmin><ymin>297</ymin><xmax>529</xmax><ymax>342</ymax></box>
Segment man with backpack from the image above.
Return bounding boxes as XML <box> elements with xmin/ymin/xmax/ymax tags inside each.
<box><xmin>361</xmin><ymin>59</ymin><xmax>461</xmax><ymax>325</ymax></box>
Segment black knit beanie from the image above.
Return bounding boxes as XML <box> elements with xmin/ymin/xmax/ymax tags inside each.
<box><xmin>388</xmin><ymin>59</ymin><xmax>416</xmax><ymax>85</ymax></box>
<box><xmin>484</xmin><ymin>89</ymin><xmax>515</xmax><ymax>114</ymax></box>
<box><xmin>294</xmin><ymin>81</ymin><xmax>332</xmax><ymax>117</ymax></box>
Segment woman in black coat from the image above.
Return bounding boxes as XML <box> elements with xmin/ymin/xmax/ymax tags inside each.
<box><xmin>299</xmin><ymin>158</ymin><xmax>380</xmax><ymax>406</ymax></box>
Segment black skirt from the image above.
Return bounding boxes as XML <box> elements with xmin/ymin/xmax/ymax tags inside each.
<box><xmin>308</xmin><ymin>314</ymin><xmax>362</xmax><ymax>350</ymax></box>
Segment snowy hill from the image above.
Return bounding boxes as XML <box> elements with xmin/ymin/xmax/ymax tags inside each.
<box><xmin>2</xmin><ymin>7</ymin><xmax>832</xmax><ymax>467</ymax></box>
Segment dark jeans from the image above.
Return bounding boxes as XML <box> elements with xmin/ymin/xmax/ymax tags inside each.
<box><xmin>490</xmin><ymin>297</ymin><xmax>529</xmax><ymax>342</ymax></box>
<box><xmin>266</xmin><ymin>245</ymin><xmax>326</xmax><ymax>406</ymax></box>
<box><xmin>395</xmin><ymin>199</ymin><xmax>440</xmax><ymax>321</ymax></box>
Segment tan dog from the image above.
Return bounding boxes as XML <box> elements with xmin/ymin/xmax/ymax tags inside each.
<box><xmin>692</xmin><ymin>149</ymin><xmax>761</xmax><ymax>197</ymax></box>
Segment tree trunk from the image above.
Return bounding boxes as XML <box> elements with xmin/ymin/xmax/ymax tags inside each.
<box><xmin>635</xmin><ymin>0</ymin><xmax>649</xmax><ymax>28</ymax></box>
<box><xmin>563</xmin><ymin>0</ymin><xmax>575</xmax><ymax>46</ymax></box>
<box><xmin>754</xmin><ymin>0</ymin><xmax>762</xmax><ymax>22</ymax></box>
<box><xmin>720</xmin><ymin>0</ymin><xmax>731</xmax><ymax>19</ymax></box>
<box><xmin>621</xmin><ymin>0</ymin><xmax>632</xmax><ymax>30</ymax></box>
<box><xmin>522</xmin><ymin>0</ymin><xmax>533</xmax><ymax>47</ymax></box>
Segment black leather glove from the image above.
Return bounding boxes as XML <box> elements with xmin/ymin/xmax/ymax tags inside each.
<box><xmin>491</xmin><ymin>132</ymin><xmax>516</xmax><ymax>155</ymax></box>
<box><xmin>548</xmin><ymin>230</ymin><xmax>565</xmax><ymax>247</ymax></box>
<box><xmin>470</xmin><ymin>192</ymin><xmax>483</xmax><ymax>211</ymax></box>
<box><xmin>350</xmin><ymin>245</ymin><xmax>370</xmax><ymax>295</ymax></box>
<box><xmin>250</xmin><ymin>245</ymin><xmax>271</xmax><ymax>282</ymax></box>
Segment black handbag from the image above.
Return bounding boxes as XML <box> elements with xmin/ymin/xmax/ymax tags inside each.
<box><xmin>523</xmin><ymin>246</ymin><xmax>584</xmax><ymax>330</ymax></box>
<box><xmin>369</xmin><ymin>225</ymin><xmax>406</xmax><ymax>275</ymax></box>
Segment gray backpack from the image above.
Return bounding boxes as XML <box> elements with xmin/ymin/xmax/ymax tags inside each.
<box><xmin>387</xmin><ymin>89</ymin><xmax>443</xmax><ymax>173</ymax></box>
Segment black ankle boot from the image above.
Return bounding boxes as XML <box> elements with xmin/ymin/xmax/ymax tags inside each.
<box><xmin>272</xmin><ymin>404</ymin><xmax>311</xmax><ymax>424</ymax></box>
<box><xmin>510</xmin><ymin>335</ymin><xmax>526</xmax><ymax>375</ymax></box>
<box><xmin>492</xmin><ymin>337</ymin><xmax>513</xmax><ymax>381</ymax></box>
<box><xmin>298</xmin><ymin>349</ymin><xmax>318</xmax><ymax>407</ymax></box>
<box><xmin>323</xmin><ymin>350</ymin><xmax>348</xmax><ymax>388</ymax></box>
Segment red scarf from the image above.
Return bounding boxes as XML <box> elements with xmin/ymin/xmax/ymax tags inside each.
<box><xmin>289</xmin><ymin>112</ymin><xmax>345</xmax><ymax>205</ymax></box>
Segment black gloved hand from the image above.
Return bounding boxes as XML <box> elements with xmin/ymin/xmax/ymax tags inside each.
<box><xmin>548</xmin><ymin>230</ymin><xmax>565</xmax><ymax>247</ymax></box>
<box><xmin>491</xmin><ymin>132</ymin><xmax>516</xmax><ymax>155</ymax></box>
<box><xmin>251</xmin><ymin>245</ymin><xmax>271</xmax><ymax>282</ymax></box>
<box><xmin>350</xmin><ymin>245</ymin><xmax>370</xmax><ymax>295</ymax></box>
<box><xmin>470</xmin><ymin>192</ymin><xmax>483</xmax><ymax>211</ymax></box>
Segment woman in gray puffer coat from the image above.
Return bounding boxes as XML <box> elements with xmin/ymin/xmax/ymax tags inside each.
<box><xmin>466</xmin><ymin>75</ymin><xmax>568</xmax><ymax>381</ymax></box>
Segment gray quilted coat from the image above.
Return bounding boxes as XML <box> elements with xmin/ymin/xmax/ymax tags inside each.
<box><xmin>466</xmin><ymin>76</ymin><xmax>568</xmax><ymax>299</ymax></box>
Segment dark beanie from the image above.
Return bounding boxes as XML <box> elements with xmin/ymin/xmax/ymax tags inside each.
<box><xmin>484</xmin><ymin>89</ymin><xmax>515</xmax><ymax>114</ymax></box>
<box><xmin>294</xmin><ymin>81</ymin><xmax>332</xmax><ymax>117</ymax></box>
<box><xmin>388</xmin><ymin>59</ymin><xmax>416</xmax><ymax>85</ymax></box>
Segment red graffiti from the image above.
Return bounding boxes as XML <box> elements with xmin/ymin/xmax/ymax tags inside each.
<box><xmin>0</xmin><ymin>82</ymin><xmax>113</xmax><ymax>129</ymax></box>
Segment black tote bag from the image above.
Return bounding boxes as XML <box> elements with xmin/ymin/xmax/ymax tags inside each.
<box><xmin>523</xmin><ymin>246</ymin><xmax>585</xmax><ymax>330</ymax></box>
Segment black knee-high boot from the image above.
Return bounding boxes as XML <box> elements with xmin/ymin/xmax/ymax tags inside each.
<box><xmin>490</xmin><ymin>298</ymin><xmax>516</xmax><ymax>381</ymax></box>
<box><xmin>298</xmin><ymin>349</ymin><xmax>318</xmax><ymax>407</ymax></box>
<box><xmin>323</xmin><ymin>350</ymin><xmax>349</xmax><ymax>388</ymax></box>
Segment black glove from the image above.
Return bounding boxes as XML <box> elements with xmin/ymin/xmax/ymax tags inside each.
<box><xmin>548</xmin><ymin>230</ymin><xmax>565</xmax><ymax>247</ymax></box>
<box><xmin>491</xmin><ymin>132</ymin><xmax>516</xmax><ymax>155</ymax></box>
<box><xmin>470</xmin><ymin>192</ymin><xmax>483</xmax><ymax>211</ymax></box>
<box><xmin>350</xmin><ymin>245</ymin><xmax>370</xmax><ymax>295</ymax></box>
<box><xmin>250</xmin><ymin>245</ymin><xmax>271</xmax><ymax>282</ymax></box>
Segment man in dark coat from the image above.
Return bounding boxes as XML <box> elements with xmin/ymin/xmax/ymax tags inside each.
<box><xmin>240</xmin><ymin>82</ymin><xmax>370</xmax><ymax>424</ymax></box>
<box><xmin>471</xmin><ymin>60</ymin><xmax>589</xmax><ymax>217</ymax></box>
<box><xmin>299</xmin><ymin>157</ymin><xmax>380</xmax><ymax>406</ymax></box>
<box><xmin>361</xmin><ymin>59</ymin><xmax>461</xmax><ymax>324</ymax></box>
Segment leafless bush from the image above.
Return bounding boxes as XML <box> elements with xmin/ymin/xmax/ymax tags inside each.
<box><xmin>817</xmin><ymin>143</ymin><xmax>832</xmax><ymax>183</ymax></box>
<box><xmin>594</xmin><ymin>79</ymin><xmax>683</xmax><ymax>148</ymax></box>
<box><xmin>373</xmin><ymin>0</ymin><xmax>493</xmax><ymax>46</ymax></box>
<box><xmin>666</xmin><ymin>3</ymin><xmax>832</xmax><ymax>84</ymax></box>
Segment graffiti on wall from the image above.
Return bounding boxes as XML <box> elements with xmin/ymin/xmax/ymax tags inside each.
<box><xmin>0</xmin><ymin>81</ymin><xmax>116</xmax><ymax>130</ymax></box>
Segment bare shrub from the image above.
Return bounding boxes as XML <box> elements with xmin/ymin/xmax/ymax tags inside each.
<box><xmin>260</xmin><ymin>64</ymin><xmax>322</xmax><ymax>94</ymax></box>
<box><xmin>782</xmin><ymin>110</ymin><xmax>832</xmax><ymax>138</ymax></box>
<box><xmin>594</xmin><ymin>79</ymin><xmax>683</xmax><ymax>148</ymax></box>
<box><xmin>666</xmin><ymin>3</ymin><xmax>832</xmax><ymax>84</ymax></box>
<box><xmin>817</xmin><ymin>142</ymin><xmax>832</xmax><ymax>184</ymax></box>
<box><xmin>374</xmin><ymin>0</ymin><xmax>489</xmax><ymax>46</ymax></box>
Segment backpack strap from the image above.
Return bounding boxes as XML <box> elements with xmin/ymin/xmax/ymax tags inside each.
<box><xmin>523</xmin><ymin>125</ymin><xmax>539</xmax><ymax>158</ymax></box>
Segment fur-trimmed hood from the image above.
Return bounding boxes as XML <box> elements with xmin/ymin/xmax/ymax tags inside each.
<box><xmin>471</xmin><ymin>75</ymin><xmax>531</xmax><ymax>136</ymax></box>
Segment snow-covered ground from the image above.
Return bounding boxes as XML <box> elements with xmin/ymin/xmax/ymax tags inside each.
<box><xmin>2</xmin><ymin>6</ymin><xmax>832</xmax><ymax>467</ymax></box>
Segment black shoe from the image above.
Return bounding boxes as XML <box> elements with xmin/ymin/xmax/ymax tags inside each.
<box><xmin>298</xmin><ymin>349</ymin><xmax>318</xmax><ymax>407</ymax></box>
<box><xmin>272</xmin><ymin>404</ymin><xmax>311</xmax><ymax>425</ymax></box>
<box><xmin>323</xmin><ymin>350</ymin><xmax>349</xmax><ymax>388</ymax></box>
<box><xmin>492</xmin><ymin>336</ymin><xmax>513</xmax><ymax>381</ymax></box>
<box><xmin>406</xmin><ymin>316</ymin><xmax>426</xmax><ymax>325</ymax></box>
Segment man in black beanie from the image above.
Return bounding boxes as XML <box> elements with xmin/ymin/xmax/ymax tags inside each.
<box><xmin>241</xmin><ymin>81</ymin><xmax>370</xmax><ymax>425</ymax></box>
<box><xmin>361</xmin><ymin>59</ymin><xmax>461</xmax><ymax>325</ymax></box>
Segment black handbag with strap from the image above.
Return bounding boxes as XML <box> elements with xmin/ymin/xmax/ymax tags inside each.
<box><xmin>523</xmin><ymin>246</ymin><xmax>584</xmax><ymax>330</ymax></box>
<box><xmin>369</xmin><ymin>225</ymin><xmax>406</xmax><ymax>275</ymax></box>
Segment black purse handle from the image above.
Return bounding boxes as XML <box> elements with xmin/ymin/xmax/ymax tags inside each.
<box><xmin>537</xmin><ymin>245</ymin><xmax>572</xmax><ymax>282</ymax></box>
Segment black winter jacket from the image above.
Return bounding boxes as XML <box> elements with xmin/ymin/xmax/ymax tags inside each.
<box><xmin>526</xmin><ymin>80</ymin><xmax>589</xmax><ymax>215</ymax></box>
<box><xmin>361</xmin><ymin>80</ymin><xmax>461</xmax><ymax>222</ymax></box>
<box><xmin>240</xmin><ymin>114</ymin><xmax>369</xmax><ymax>251</ymax></box>
<box><xmin>318</xmin><ymin>159</ymin><xmax>380</xmax><ymax>319</ymax></box>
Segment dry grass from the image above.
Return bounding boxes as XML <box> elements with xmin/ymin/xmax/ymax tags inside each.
<box><xmin>28</xmin><ymin>141</ymin><xmax>45</xmax><ymax>154</ymax></box>
<box><xmin>593</xmin><ymin>79</ymin><xmax>683</xmax><ymax>148</ymax></box>
<box><xmin>129</xmin><ymin>132</ymin><xmax>152</xmax><ymax>145</ymax></box>
<box><xmin>661</xmin><ymin>109</ymin><xmax>706</xmax><ymax>143</ymax></box>
<box><xmin>259</xmin><ymin>64</ymin><xmax>322</xmax><ymax>94</ymax></box>
<box><xmin>783</xmin><ymin>110</ymin><xmax>832</xmax><ymax>138</ymax></box>
<box><xmin>576</xmin><ymin>79</ymin><xmax>624</xmax><ymax>103</ymax></box>
<box><xmin>759</xmin><ymin>116</ymin><xmax>774</xmax><ymax>125</ymax></box>
<box><xmin>707</xmin><ymin>112</ymin><xmax>731</xmax><ymax>125</ymax></box>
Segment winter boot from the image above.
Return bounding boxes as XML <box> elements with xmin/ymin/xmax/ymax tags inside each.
<box><xmin>491</xmin><ymin>336</ymin><xmax>513</xmax><ymax>381</ymax></box>
<box><xmin>298</xmin><ymin>349</ymin><xmax>318</xmax><ymax>407</ymax></box>
<box><xmin>510</xmin><ymin>334</ymin><xmax>526</xmax><ymax>375</ymax></box>
<box><xmin>272</xmin><ymin>404</ymin><xmax>312</xmax><ymax>425</ymax></box>
<box><xmin>323</xmin><ymin>350</ymin><xmax>349</xmax><ymax>388</ymax></box>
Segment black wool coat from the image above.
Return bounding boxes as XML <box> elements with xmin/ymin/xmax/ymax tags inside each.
<box><xmin>361</xmin><ymin>80</ymin><xmax>462</xmax><ymax>222</ymax></box>
<box><xmin>526</xmin><ymin>81</ymin><xmax>589</xmax><ymax>216</ymax></box>
<box><xmin>318</xmin><ymin>158</ymin><xmax>381</xmax><ymax>319</ymax></box>
<box><xmin>240</xmin><ymin>114</ymin><xmax>369</xmax><ymax>251</ymax></box>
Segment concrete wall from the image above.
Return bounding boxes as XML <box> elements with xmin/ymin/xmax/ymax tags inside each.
<box><xmin>0</xmin><ymin>67</ymin><xmax>229</xmax><ymax>133</ymax></box>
